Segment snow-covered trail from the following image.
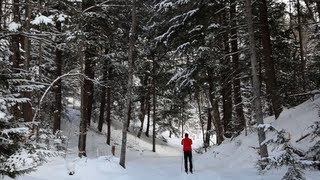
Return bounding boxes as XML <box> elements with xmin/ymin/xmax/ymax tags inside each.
<box><xmin>15</xmin><ymin>151</ymin><xmax>284</xmax><ymax>180</ymax></box>
<box><xmin>11</xmin><ymin>105</ymin><xmax>284</xmax><ymax>180</ymax></box>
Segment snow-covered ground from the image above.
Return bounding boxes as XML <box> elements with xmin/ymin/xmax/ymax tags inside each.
<box><xmin>4</xmin><ymin>97</ymin><xmax>320</xmax><ymax>180</ymax></box>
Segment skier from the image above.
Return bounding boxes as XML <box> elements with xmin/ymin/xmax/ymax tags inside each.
<box><xmin>181</xmin><ymin>133</ymin><xmax>193</xmax><ymax>173</ymax></box>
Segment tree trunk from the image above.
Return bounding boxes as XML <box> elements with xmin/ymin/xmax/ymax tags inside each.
<box><xmin>120</xmin><ymin>0</ymin><xmax>137</xmax><ymax>168</ymax></box>
<box><xmin>296</xmin><ymin>0</ymin><xmax>306</xmax><ymax>91</ymax></box>
<box><xmin>22</xmin><ymin>0</ymin><xmax>32</xmax><ymax>122</ymax></box>
<box><xmin>0</xmin><ymin>0</ymin><xmax>2</xmax><ymax>31</ymax></box>
<box><xmin>317</xmin><ymin>2</ymin><xmax>320</xmax><ymax>20</ymax></box>
<box><xmin>195</xmin><ymin>90</ymin><xmax>205</xmax><ymax>147</ymax></box>
<box><xmin>12</xmin><ymin>0</ymin><xmax>21</xmax><ymax>70</ymax></box>
<box><xmin>11</xmin><ymin>0</ymin><xmax>22</xmax><ymax>120</ymax></box>
<box><xmin>222</xmin><ymin>11</ymin><xmax>233</xmax><ymax>137</ymax></box>
<box><xmin>230</xmin><ymin>0</ymin><xmax>246</xmax><ymax>132</ymax></box>
<box><xmin>205</xmin><ymin>107</ymin><xmax>212</xmax><ymax>147</ymax></box>
<box><xmin>98</xmin><ymin>75</ymin><xmax>106</xmax><ymax>133</ymax></box>
<box><xmin>86</xmin><ymin>63</ymin><xmax>94</xmax><ymax>126</ymax></box>
<box><xmin>145</xmin><ymin>94</ymin><xmax>151</xmax><ymax>137</ymax></box>
<box><xmin>53</xmin><ymin>18</ymin><xmax>62</xmax><ymax>134</ymax></box>
<box><xmin>152</xmin><ymin>55</ymin><xmax>156</xmax><ymax>152</ymax></box>
<box><xmin>259</xmin><ymin>0</ymin><xmax>282</xmax><ymax>119</ymax></box>
<box><xmin>78</xmin><ymin>0</ymin><xmax>96</xmax><ymax>158</ymax></box>
<box><xmin>137</xmin><ymin>74</ymin><xmax>148</xmax><ymax>138</ymax></box>
<box><xmin>245</xmin><ymin>0</ymin><xmax>269</xmax><ymax>163</ymax></box>
<box><xmin>207</xmin><ymin>72</ymin><xmax>223</xmax><ymax>145</ymax></box>
<box><xmin>127</xmin><ymin>101</ymin><xmax>132</xmax><ymax>131</ymax></box>
<box><xmin>106</xmin><ymin>76</ymin><xmax>112</xmax><ymax>145</ymax></box>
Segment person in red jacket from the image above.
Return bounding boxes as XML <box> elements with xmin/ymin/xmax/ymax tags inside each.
<box><xmin>181</xmin><ymin>133</ymin><xmax>193</xmax><ymax>173</ymax></box>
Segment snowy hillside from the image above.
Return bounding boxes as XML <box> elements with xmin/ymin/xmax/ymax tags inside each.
<box><xmin>4</xmin><ymin>97</ymin><xmax>320</xmax><ymax>180</ymax></box>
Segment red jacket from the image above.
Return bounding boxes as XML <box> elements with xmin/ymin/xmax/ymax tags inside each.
<box><xmin>181</xmin><ymin>137</ymin><xmax>192</xmax><ymax>151</ymax></box>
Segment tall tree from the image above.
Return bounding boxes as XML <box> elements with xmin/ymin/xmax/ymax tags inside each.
<box><xmin>120</xmin><ymin>0</ymin><xmax>137</xmax><ymax>168</ymax></box>
<box><xmin>22</xmin><ymin>0</ymin><xmax>32</xmax><ymax>122</ymax></box>
<box><xmin>245</xmin><ymin>0</ymin><xmax>268</xmax><ymax>164</ymax></box>
<box><xmin>221</xmin><ymin>3</ymin><xmax>233</xmax><ymax>137</ymax></box>
<box><xmin>259</xmin><ymin>0</ymin><xmax>283</xmax><ymax>119</ymax></box>
<box><xmin>53</xmin><ymin>2</ymin><xmax>63</xmax><ymax>134</ymax></box>
<box><xmin>230</xmin><ymin>0</ymin><xmax>246</xmax><ymax>132</ymax></box>
<box><xmin>296</xmin><ymin>0</ymin><xmax>306</xmax><ymax>91</ymax></box>
<box><xmin>78</xmin><ymin>0</ymin><xmax>96</xmax><ymax>157</ymax></box>
<box><xmin>208</xmin><ymin>71</ymin><xmax>223</xmax><ymax>145</ymax></box>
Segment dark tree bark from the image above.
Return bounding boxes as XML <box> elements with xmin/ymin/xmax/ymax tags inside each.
<box><xmin>221</xmin><ymin>8</ymin><xmax>233</xmax><ymax>137</ymax></box>
<box><xmin>245</xmin><ymin>0</ymin><xmax>269</xmax><ymax>163</ymax></box>
<box><xmin>106</xmin><ymin>76</ymin><xmax>112</xmax><ymax>145</ymax></box>
<box><xmin>230</xmin><ymin>0</ymin><xmax>246</xmax><ymax>132</ymax></box>
<box><xmin>0</xmin><ymin>0</ymin><xmax>2</xmax><ymax>31</ymax></box>
<box><xmin>120</xmin><ymin>0</ymin><xmax>137</xmax><ymax>168</ymax></box>
<box><xmin>86</xmin><ymin>63</ymin><xmax>94</xmax><ymax>126</ymax></box>
<box><xmin>137</xmin><ymin>74</ymin><xmax>149</xmax><ymax>138</ymax></box>
<box><xmin>195</xmin><ymin>90</ymin><xmax>205</xmax><ymax>146</ymax></box>
<box><xmin>21</xmin><ymin>0</ymin><xmax>32</xmax><ymax>122</ymax></box>
<box><xmin>12</xmin><ymin>0</ymin><xmax>21</xmax><ymax>70</ymax></box>
<box><xmin>98</xmin><ymin>62</ymin><xmax>107</xmax><ymax>133</ymax></box>
<box><xmin>145</xmin><ymin>94</ymin><xmax>151</xmax><ymax>137</ymax></box>
<box><xmin>127</xmin><ymin>101</ymin><xmax>132</xmax><ymax>131</ymax></box>
<box><xmin>78</xmin><ymin>0</ymin><xmax>96</xmax><ymax>158</ymax></box>
<box><xmin>208</xmin><ymin>72</ymin><xmax>223</xmax><ymax>145</ymax></box>
<box><xmin>259</xmin><ymin>0</ymin><xmax>283</xmax><ymax>119</ymax></box>
<box><xmin>152</xmin><ymin>60</ymin><xmax>156</xmax><ymax>152</ymax></box>
<box><xmin>11</xmin><ymin>0</ymin><xmax>23</xmax><ymax>120</ymax></box>
<box><xmin>296</xmin><ymin>0</ymin><xmax>306</xmax><ymax>91</ymax></box>
<box><xmin>53</xmin><ymin>18</ymin><xmax>62</xmax><ymax>134</ymax></box>
<box><xmin>317</xmin><ymin>2</ymin><xmax>320</xmax><ymax>20</ymax></box>
<box><xmin>205</xmin><ymin>108</ymin><xmax>212</xmax><ymax>147</ymax></box>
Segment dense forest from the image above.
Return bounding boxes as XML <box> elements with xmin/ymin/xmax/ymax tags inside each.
<box><xmin>1</xmin><ymin>0</ymin><xmax>320</xmax><ymax>178</ymax></box>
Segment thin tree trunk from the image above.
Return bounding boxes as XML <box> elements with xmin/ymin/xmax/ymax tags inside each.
<box><xmin>0</xmin><ymin>0</ymin><xmax>2</xmax><ymax>31</ymax></box>
<box><xmin>207</xmin><ymin>72</ymin><xmax>223</xmax><ymax>145</ymax></box>
<box><xmin>205</xmin><ymin>107</ymin><xmax>212</xmax><ymax>147</ymax></box>
<box><xmin>106</xmin><ymin>76</ymin><xmax>111</xmax><ymax>145</ymax></box>
<box><xmin>86</xmin><ymin>64</ymin><xmax>94</xmax><ymax>126</ymax></box>
<box><xmin>152</xmin><ymin>56</ymin><xmax>156</xmax><ymax>152</ymax></box>
<box><xmin>53</xmin><ymin>16</ymin><xmax>62</xmax><ymax>134</ymax></box>
<box><xmin>145</xmin><ymin>94</ymin><xmax>151</xmax><ymax>137</ymax></box>
<box><xmin>22</xmin><ymin>0</ymin><xmax>32</xmax><ymax>122</ymax></box>
<box><xmin>78</xmin><ymin>0</ymin><xmax>95</xmax><ymax>158</ymax></box>
<box><xmin>195</xmin><ymin>90</ymin><xmax>205</xmax><ymax>147</ymax></box>
<box><xmin>245</xmin><ymin>0</ymin><xmax>269</xmax><ymax>164</ymax></box>
<box><xmin>137</xmin><ymin>75</ymin><xmax>148</xmax><ymax>138</ymax></box>
<box><xmin>297</xmin><ymin>0</ymin><xmax>306</xmax><ymax>91</ymax></box>
<box><xmin>120</xmin><ymin>0</ymin><xmax>137</xmax><ymax>168</ymax></box>
<box><xmin>222</xmin><ymin>15</ymin><xmax>233</xmax><ymax>137</ymax></box>
<box><xmin>259</xmin><ymin>0</ymin><xmax>282</xmax><ymax>119</ymax></box>
<box><xmin>317</xmin><ymin>2</ymin><xmax>320</xmax><ymax>20</ymax></box>
<box><xmin>98</xmin><ymin>62</ymin><xmax>108</xmax><ymax>132</ymax></box>
<box><xmin>11</xmin><ymin>0</ymin><xmax>22</xmax><ymax>120</ymax></box>
<box><xmin>127</xmin><ymin>101</ymin><xmax>132</xmax><ymax>131</ymax></box>
<box><xmin>230</xmin><ymin>0</ymin><xmax>246</xmax><ymax>132</ymax></box>
<box><xmin>12</xmin><ymin>0</ymin><xmax>21</xmax><ymax>70</ymax></box>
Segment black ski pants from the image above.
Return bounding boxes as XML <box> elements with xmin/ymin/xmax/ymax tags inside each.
<box><xmin>184</xmin><ymin>150</ymin><xmax>193</xmax><ymax>172</ymax></box>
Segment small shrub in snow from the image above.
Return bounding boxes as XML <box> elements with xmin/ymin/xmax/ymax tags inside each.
<box><xmin>0</xmin><ymin>118</ymin><xmax>67</xmax><ymax>178</ymax></box>
<box><xmin>282</xmin><ymin>166</ymin><xmax>306</xmax><ymax>180</ymax></box>
<box><xmin>257</xmin><ymin>124</ymin><xmax>307</xmax><ymax>179</ymax></box>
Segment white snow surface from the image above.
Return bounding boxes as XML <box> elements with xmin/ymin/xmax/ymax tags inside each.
<box><xmin>31</xmin><ymin>15</ymin><xmax>54</xmax><ymax>25</ymax></box>
<box><xmin>8</xmin><ymin>22</ymin><xmax>21</xmax><ymax>32</ymax></box>
<box><xmin>4</xmin><ymin>97</ymin><xmax>320</xmax><ymax>180</ymax></box>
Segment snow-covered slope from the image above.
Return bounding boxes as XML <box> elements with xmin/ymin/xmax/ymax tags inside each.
<box><xmin>5</xmin><ymin>97</ymin><xmax>320</xmax><ymax>180</ymax></box>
